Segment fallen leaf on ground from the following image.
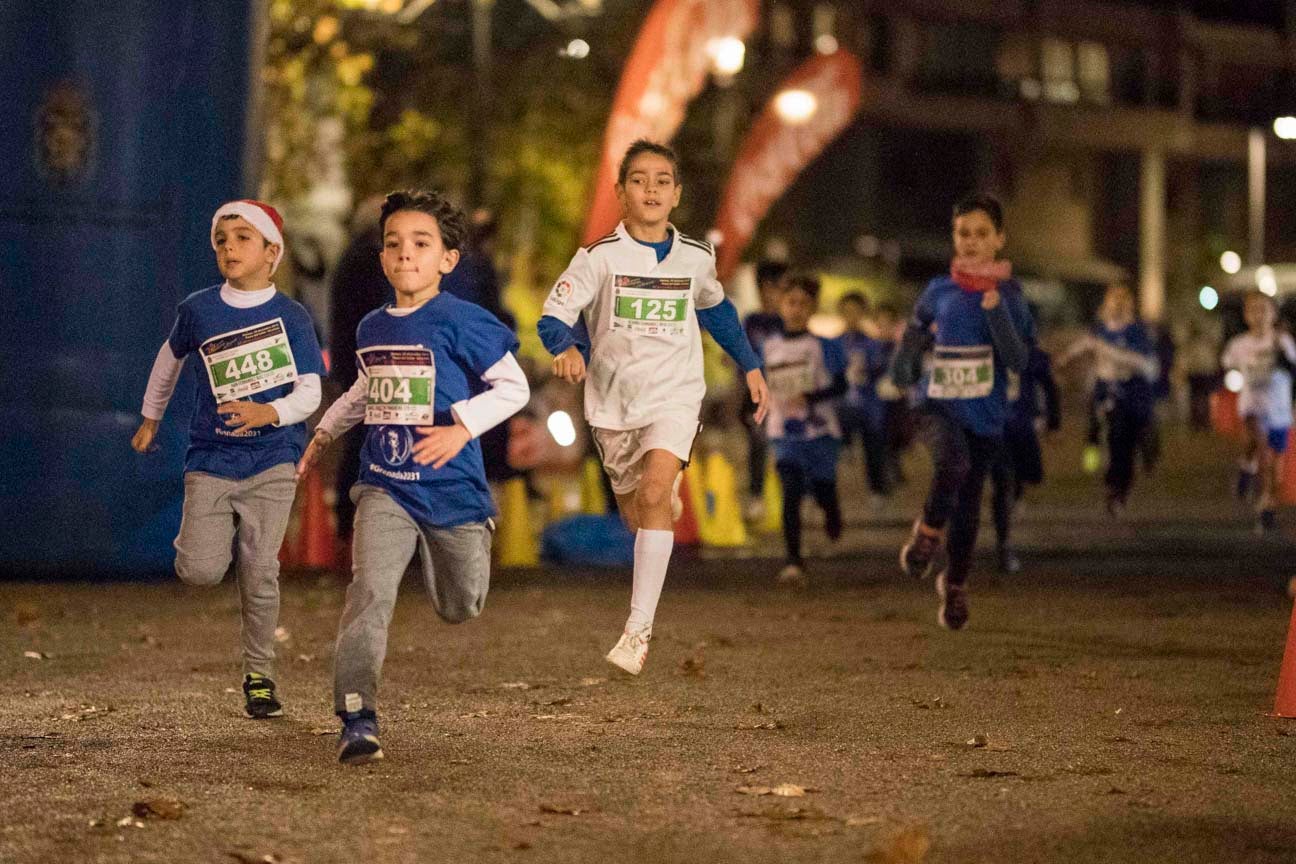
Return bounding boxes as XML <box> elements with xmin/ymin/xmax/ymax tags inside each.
<box><xmin>867</xmin><ymin>824</ymin><xmax>931</xmax><ymax>864</ymax></box>
<box><xmin>679</xmin><ymin>655</ymin><xmax>705</xmax><ymax>676</ymax></box>
<box><xmin>846</xmin><ymin>815</ymin><xmax>884</xmax><ymax>827</ymax></box>
<box><xmin>539</xmin><ymin>804</ymin><xmax>586</xmax><ymax>816</ymax></box>
<box><xmin>540</xmin><ymin>696</ymin><xmax>572</xmax><ymax>707</ymax></box>
<box><xmin>529</xmin><ymin>713</ymin><xmax>579</xmax><ymax>721</ymax></box>
<box><xmin>115</xmin><ymin>816</ymin><xmax>145</xmax><ymax>829</ymax></box>
<box><xmin>959</xmin><ymin>768</ymin><xmax>1019</xmax><ymax>779</ymax></box>
<box><xmin>967</xmin><ymin>735</ymin><xmax>988</xmax><ymax>749</ymax></box>
<box><xmin>736</xmin><ymin>805</ymin><xmax>832</xmax><ymax>821</ymax></box>
<box><xmin>295</xmin><ymin>654</ymin><xmax>315</xmax><ymax>663</ymax></box>
<box><xmin>226</xmin><ymin>853</ymin><xmax>287</xmax><ymax>864</ymax></box>
<box><xmin>23</xmin><ymin>651</ymin><xmax>47</xmax><ymax>660</ymax></box>
<box><xmin>500</xmin><ymin>681</ymin><xmax>531</xmax><ymax>690</ymax></box>
<box><xmin>460</xmin><ymin>711</ymin><xmax>489</xmax><ymax>718</ymax></box>
<box><xmin>133</xmin><ymin>799</ymin><xmax>186</xmax><ymax>820</ymax></box>
<box><xmin>911</xmin><ymin>697</ymin><xmax>947</xmax><ymax>710</ymax></box>
<box><xmin>308</xmin><ymin>728</ymin><xmax>335</xmax><ymax>736</ymax></box>
<box><xmin>59</xmin><ymin>705</ymin><xmax>113</xmax><ymax>722</ymax></box>
<box><xmin>273</xmin><ymin>626</ymin><xmax>290</xmax><ymax>643</ymax></box>
<box><xmin>732</xmin><ymin>764</ymin><xmax>764</xmax><ymax>774</ymax></box>
<box><xmin>578</xmin><ymin>677</ymin><xmax>604</xmax><ymax>687</ymax></box>
<box><xmin>735</xmin><ymin>783</ymin><xmax>812</xmax><ymax>797</ymax></box>
<box><xmin>735</xmin><ymin>721</ymin><xmax>783</xmax><ymax>730</ymax></box>
<box><xmin>449</xmin><ymin>758</ymin><xmax>472</xmax><ymax>765</ymax></box>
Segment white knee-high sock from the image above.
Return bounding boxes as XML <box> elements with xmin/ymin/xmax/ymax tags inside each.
<box><xmin>627</xmin><ymin>528</ymin><xmax>674</xmax><ymax>631</ymax></box>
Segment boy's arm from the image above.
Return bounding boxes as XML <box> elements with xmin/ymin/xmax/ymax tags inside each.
<box><xmin>537</xmin><ymin>314</ymin><xmax>590</xmax><ymax>364</ymax></box>
<box><xmin>540</xmin><ymin>249</ymin><xmax>599</xmax><ymax>338</ymax></box>
<box><xmin>450</xmin><ymin>352</ymin><xmax>531</xmax><ymax>439</ymax></box>
<box><xmin>984</xmin><ymin>292</ymin><xmax>1029</xmax><ymax>373</ymax></box>
<box><xmin>697</xmin><ymin>297</ymin><xmax>761</xmax><ymax>372</ymax></box>
<box><xmin>141</xmin><ymin>341</ymin><xmax>184</xmax><ymax>421</ymax></box>
<box><xmin>1036</xmin><ymin>349</ymin><xmax>1062</xmax><ymax>430</ymax></box>
<box><xmin>889</xmin><ymin>287</ymin><xmax>938</xmax><ymax>389</ymax></box>
<box><xmin>267</xmin><ymin>374</ymin><xmax>322</xmax><ymax>427</ymax></box>
<box><xmin>315</xmin><ymin>372</ymin><xmax>369</xmax><ymax>440</ymax></box>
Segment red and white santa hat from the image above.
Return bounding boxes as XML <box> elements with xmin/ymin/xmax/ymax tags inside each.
<box><xmin>211</xmin><ymin>199</ymin><xmax>286</xmax><ymax>274</ymax></box>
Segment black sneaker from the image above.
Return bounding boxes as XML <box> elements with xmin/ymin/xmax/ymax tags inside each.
<box><xmin>1257</xmin><ymin>509</ymin><xmax>1278</xmax><ymax>535</ymax></box>
<box><xmin>338</xmin><ymin>712</ymin><xmax>383</xmax><ymax>765</ymax></box>
<box><xmin>825</xmin><ymin>506</ymin><xmax>843</xmax><ymax>542</ymax></box>
<box><xmin>997</xmin><ymin>546</ymin><xmax>1022</xmax><ymax>574</ymax></box>
<box><xmin>935</xmin><ymin>571</ymin><xmax>969</xmax><ymax>631</ymax></box>
<box><xmin>900</xmin><ymin>521</ymin><xmax>942</xmax><ymax>580</ymax></box>
<box><xmin>242</xmin><ymin>673</ymin><xmax>283</xmax><ymax>719</ymax></box>
<box><xmin>1237</xmin><ymin>469</ymin><xmax>1257</xmax><ymax>502</ymax></box>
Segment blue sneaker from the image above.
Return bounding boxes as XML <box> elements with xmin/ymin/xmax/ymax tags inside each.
<box><xmin>338</xmin><ymin>712</ymin><xmax>383</xmax><ymax>765</ymax></box>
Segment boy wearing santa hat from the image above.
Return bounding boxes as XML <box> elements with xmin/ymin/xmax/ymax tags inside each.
<box><xmin>132</xmin><ymin>199</ymin><xmax>325</xmax><ymax>719</ymax></box>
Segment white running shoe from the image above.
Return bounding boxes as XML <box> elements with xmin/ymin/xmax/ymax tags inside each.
<box><xmin>606</xmin><ymin>625</ymin><xmax>652</xmax><ymax>675</ymax></box>
<box><xmin>776</xmin><ymin>562</ymin><xmax>808</xmax><ymax>588</ymax></box>
<box><xmin>671</xmin><ymin>474</ymin><xmax>684</xmax><ymax>522</ymax></box>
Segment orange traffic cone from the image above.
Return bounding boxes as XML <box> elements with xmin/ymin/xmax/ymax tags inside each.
<box><xmin>1210</xmin><ymin>389</ymin><xmax>1244</xmax><ymax>441</ymax></box>
<box><xmin>295</xmin><ymin>466</ymin><xmax>337</xmax><ymax>569</ymax></box>
<box><xmin>674</xmin><ymin>469</ymin><xmax>701</xmax><ymax>546</ymax></box>
<box><xmin>1273</xmin><ymin>600</ymin><xmax>1296</xmax><ymax>718</ymax></box>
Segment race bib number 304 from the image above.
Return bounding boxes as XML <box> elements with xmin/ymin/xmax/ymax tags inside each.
<box><xmin>201</xmin><ymin>318</ymin><xmax>298</xmax><ymax>402</ymax></box>
<box><xmin>928</xmin><ymin>345</ymin><xmax>994</xmax><ymax>400</ymax></box>
<box><xmin>610</xmin><ymin>275</ymin><xmax>691</xmax><ymax>336</ymax></box>
<box><xmin>359</xmin><ymin>346</ymin><xmax>435</xmax><ymax>425</ymax></box>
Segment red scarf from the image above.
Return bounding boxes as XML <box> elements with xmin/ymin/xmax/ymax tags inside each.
<box><xmin>950</xmin><ymin>258</ymin><xmax>1011</xmax><ymax>293</ymax></box>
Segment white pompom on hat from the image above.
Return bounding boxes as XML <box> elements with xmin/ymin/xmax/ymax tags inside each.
<box><xmin>211</xmin><ymin>199</ymin><xmax>286</xmax><ymax>274</ymax></box>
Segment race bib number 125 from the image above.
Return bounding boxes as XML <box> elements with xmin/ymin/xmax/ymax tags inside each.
<box><xmin>201</xmin><ymin>318</ymin><xmax>298</xmax><ymax>402</ymax></box>
<box><xmin>610</xmin><ymin>275</ymin><xmax>691</xmax><ymax>336</ymax></box>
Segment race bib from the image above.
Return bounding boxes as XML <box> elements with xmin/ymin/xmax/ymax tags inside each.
<box><xmin>358</xmin><ymin>346</ymin><xmax>435</xmax><ymax>425</ymax></box>
<box><xmin>928</xmin><ymin>345</ymin><xmax>994</xmax><ymax>400</ymax></box>
<box><xmin>610</xmin><ymin>275</ymin><xmax>690</xmax><ymax>336</ymax></box>
<box><xmin>768</xmin><ymin>360</ymin><xmax>815</xmax><ymax>398</ymax></box>
<box><xmin>1244</xmin><ymin>350</ymin><xmax>1276</xmax><ymax>388</ymax></box>
<box><xmin>201</xmin><ymin>318</ymin><xmax>298</xmax><ymax>402</ymax></box>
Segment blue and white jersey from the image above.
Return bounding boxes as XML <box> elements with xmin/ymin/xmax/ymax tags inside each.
<box><xmin>910</xmin><ymin>276</ymin><xmax>1034</xmax><ymax>437</ymax></box>
<box><xmin>167</xmin><ymin>285</ymin><xmax>324</xmax><ymax>479</ymax></box>
<box><xmin>354</xmin><ymin>293</ymin><xmax>519</xmax><ymax>528</ymax></box>
<box><xmin>1221</xmin><ymin>331</ymin><xmax>1296</xmax><ymax>429</ymax></box>
<box><xmin>762</xmin><ymin>331</ymin><xmax>846</xmax><ymax>441</ymax></box>
<box><xmin>1091</xmin><ymin>322</ymin><xmax>1155</xmax><ymax>411</ymax></box>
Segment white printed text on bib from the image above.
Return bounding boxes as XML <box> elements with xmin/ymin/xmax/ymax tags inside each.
<box><xmin>928</xmin><ymin>345</ymin><xmax>994</xmax><ymax>400</ymax></box>
<box><xmin>201</xmin><ymin>318</ymin><xmax>299</xmax><ymax>402</ymax></box>
<box><xmin>359</xmin><ymin>346</ymin><xmax>436</xmax><ymax>425</ymax></box>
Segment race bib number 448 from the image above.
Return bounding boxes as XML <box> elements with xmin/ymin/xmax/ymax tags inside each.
<box><xmin>610</xmin><ymin>275</ymin><xmax>691</xmax><ymax>336</ymax></box>
<box><xmin>201</xmin><ymin>318</ymin><xmax>298</xmax><ymax>402</ymax></box>
<box><xmin>358</xmin><ymin>346</ymin><xmax>435</xmax><ymax>425</ymax></box>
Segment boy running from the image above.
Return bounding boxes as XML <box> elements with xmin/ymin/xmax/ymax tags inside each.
<box><xmin>538</xmin><ymin>139</ymin><xmax>768</xmax><ymax>675</ymax></box>
<box><xmin>298</xmin><ymin>190</ymin><xmax>529</xmax><ymax>764</ymax></box>
<box><xmin>838</xmin><ymin>291</ymin><xmax>896</xmax><ymax>508</ymax></box>
<box><xmin>1220</xmin><ymin>291</ymin><xmax>1296</xmax><ymax>532</ymax></box>
<box><xmin>131</xmin><ymin>199</ymin><xmax>324</xmax><ymax>718</ymax></box>
<box><xmin>890</xmin><ymin>195</ymin><xmax>1033</xmax><ymax>630</ymax></box>
<box><xmin>763</xmin><ymin>274</ymin><xmax>846</xmax><ymax>586</ymax></box>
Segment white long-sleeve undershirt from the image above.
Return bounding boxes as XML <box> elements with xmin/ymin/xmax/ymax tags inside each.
<box><xmin>315</xmin><ymin>351</ymin><xmax>530</xmax><ymax>442</ymax></box>
<box><xmin>140</xmin><ymin>282</ymin><xmax>323</xmax><ymax>425</ymax></box>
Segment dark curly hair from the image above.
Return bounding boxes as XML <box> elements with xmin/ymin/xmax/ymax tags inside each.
<box><xmin>783</xmin><ymin>272</ymin><xmax>821</xmax><ymax>300</ymax></box>
<box><xmin>379</xmin><ymin>189</ymin><xmax>469</xmax><ymax>251</ymax></box>
<box><xmin>952</xmin><ymin>193</ymin><xmax>1005</xmax><ymax>232</ymax></box>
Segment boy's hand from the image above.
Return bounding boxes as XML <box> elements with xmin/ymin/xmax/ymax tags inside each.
<box><xmin>131</xmin><ymin>418</ymin><xmax>159</xmax><ymax>454</ymax></box>
<box><xmin>747</xmin><ymin>369</ymin><xmax>770</xmax><ymax>424</ymax></box>
<box><xmin>553</xmin><ymin>346</ymin><xmax>586</xmax><ymax>384</ymax></box>
<box><xmin>297</xmin><ymin>429</ymin><xmax>334</xmax><ymax>478</ymax></box>
<box><xmin>980</xmin><ymin>288</ymin><xmax>1001</xmax><ymax>310</ymax></box>
<box><xmin>218</xmin><ymin>401</ymin><xmax>279</xmax><ymax>431</ymax></box>
<box><xmin>413</xmin><ymin>420</ymin><xmax>472</xmax><ymax>468</ymax></box>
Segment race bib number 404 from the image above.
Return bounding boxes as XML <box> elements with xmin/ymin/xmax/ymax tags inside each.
<box><xmin>610</xmin><ymin>275</ymin><xmax>691</xmax><ymax>336</ymax></box>
<box><xmin>359</xmin><ymin>346</ymin><xmax>435</xmax><ymax>425</ymax></box>
<box><xmin>928</xmin><ymin>345</ymin><xmax>994</xmax><ymax>400</ymax></box>
<box><xmin>201</xmin><ymin>318</ymin><xmax>298</xmax><ymax>402</ymax></box>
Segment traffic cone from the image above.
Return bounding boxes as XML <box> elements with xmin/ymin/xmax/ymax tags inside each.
<box><xmin>1210</xmin><ymin>389</ymin><xmax>1244</xmax><ymax>441</ymax></box>
<box><xmin>1272</xmin><ymin>600</ymin><xmax>1296</xmax><ymax>718</ymax></box>
<box><xmin>580</xmin><ymin>457</ymin><xmax>607</xmax><ymax>515</ymax></box>
<box><xmin>1280</xmin><ymin>431</ymin><xmax>1296</xmax><ymax>505</ymax></box>
<box><xmin>292</xmin><ymin>466</ymin><xmax>336</xmax><ymax>569</ymax></box>
<box><xmin>699</xmin><ymin>451</ymin><xmax>748</xmax><ymax>547</ymax></box>
<box><xmin>497</xmin><ymin>476</ymin><xmax>539</xmax><ymax>567</ymax></box>
<box><xmin>674</xmin><ymin>468</ymin><xmax>701</xmax><ymax>546</ymax></box>
<box><xmin>759</xmin><ymin>460</ymin><xmax>782</xmax><ymax>534</ymax></box>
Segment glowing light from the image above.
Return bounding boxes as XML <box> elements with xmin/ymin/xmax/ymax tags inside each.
<box><xmin>547</xmin><ymin>411</ymin><xmax>577</xmax><ymax>447</ymax></box>
<box><xmin>1258</xmin><ymin>265</ymin><xmax>1278</xmax><ymax>296</ymax></box>
<box><xmin>1225</xmin><ymin>369</ymin><xmax>1245</xmax><ymax>393</ymax></box>
<box><xmin>1198</xmin><ymin>285</ymin><xmax>1219</xmax><ymax>310</ymax></box>
<box><xmin>564</xmin><ymin>39</ymin><xmax>590</xmax><ymax>59</ymax></box>
<box><xmin>706</xmin><ymin>36</ymin><xmax>746</xmax><ymax>77</ymax></box>
<box><xmin>1220</xmin><ymin>251</ymin><xmax>1242</xmax><ymax>274</ymax></box>
<box><xmin>814</xmin><ymin>34</ymin><xmax>839</xmax><ymax>55</ymax></box>
<box><xmin>1275</xmin><ymin>116</ymin><xmax>1296</xmax><ymax>140</ymax></box>
<box><xmin>774</xmin><ymin>89</ymin><xmax>818</xmax><ymax>125</ymax></box>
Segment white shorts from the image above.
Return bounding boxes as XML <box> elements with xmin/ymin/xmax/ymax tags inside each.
<box><xmin>592</xmin><ymin>411</ymin><xmax>701</xmax><ymax>496</ymax></box>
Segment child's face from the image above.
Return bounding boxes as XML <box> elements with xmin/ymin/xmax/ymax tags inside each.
<box><xmin>616</xmin><ymin>153</ymin><xmax>681</xmax><ymax>230</ymax></box>
<box><xmin>952</xmin><ymin>210</ymin><xmax>1005</xmax><ymax>264</ymax></box>
<box><xmin>1245</xmin><ymin>295</ymin><xmax>1276</xmax><ymax>331</ymax></box>
<box><xmin>839</xmin><ymin>300</ymin><xmax>866</xmax><ymax>330</ymax></box>
<box><xmin>779</xmin><ymin>287</ymin><xmax>815</xmax><ymax>331</ymax></box>
<box><xmin>1101</xmin><ymin>285</ymin><xmax>1134</xmax><ymax>325</ymax></box>
<box><xmin>380</xmin><ymin>210</ymin><xmax>460</xmax><ymax>298</ymax></box>
<box><xmin>873</xmin><ymin>311</ymin><xmax>897</xmax><ymax>338</ymax></box>
<box><xmin>213</xmin><ymin>216</ymin><xmax>277</xmax><ymax>283</ymax></box>
<box><xmin>758</xmin><ymin>280</ymin><xmax>783</xmax><ymax>313</ymax></box>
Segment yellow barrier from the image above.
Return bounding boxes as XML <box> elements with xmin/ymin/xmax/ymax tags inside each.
<box><xmin>497</xmin><ymin>476</ymin><xmax>539</xmax><ymax>567</ymax></box>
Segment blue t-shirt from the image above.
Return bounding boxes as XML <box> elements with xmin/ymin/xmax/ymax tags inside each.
<box><xmin>1093</xmin><ymin>322</ymin><xmax>1155</xmax><ymax>411</ymax></box>
<box><xmin>355</xmin><ymin>292</ymin><xmax>519</xmax><ymax>528</ymax></box>
<box><xmin>840</xmin><ymin>330</ymin><xmax>894</xmax><ymax>430</ymax></box>
<box><xmin>910</xmin><ymin>276</ymin><xmax>1035</xmax><ymax>437</ymax></box>
<box><xmin>167</xmin><ymin>285</ymin><xmax>324</xmax><ymax>479</ymax></box>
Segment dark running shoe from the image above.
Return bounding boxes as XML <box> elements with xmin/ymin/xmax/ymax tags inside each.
<box><xmin>825</xmin><ymin>506</ymin><xmax>843</xmax><ymax>542</ymax></box>
<box><xmin>242</xmin><ymin>673</ymin><xmax>283</xmax><ymax>719</ymax></box>
<box><xmin>338</xmin><ymin>712</ymin><xmax>383</xmax><ymax>765</ymax></box>
<box><xmin>1257</xmin><ymin>509</ymin><xmax>1278</xmax><ymax>535</ymax></box>
<box><xmin>1237</xmin><ymin>469</ymin><xmax>1257</xmax><ymax>502</ymax></box>
<box><xmin>935</xmin><ymin>571</ymin><xmax>969</xmax><ymax>631</ymax></box>
<box><xmin>900</xmin><ymin>521</ymin><xmax>942</xmax><ymax>580</ymax></box>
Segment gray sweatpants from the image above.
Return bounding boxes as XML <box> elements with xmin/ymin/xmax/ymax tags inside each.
<box><xmin>333</xmin><ymin>484</ymin><xmax>492</xmax><ymax>716</ymax></box>
<box><xmin>173</xmin><ymin>463</ymin><xmax>297</xmax><ymax>678</ymax></box>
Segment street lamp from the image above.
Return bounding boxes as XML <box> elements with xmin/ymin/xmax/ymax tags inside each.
<box><xmin>1198</xmin><ymin>285</ymin><xmax>1219</xmax><ymax>310</ymax></box>
<box><xmin>706</xmin><ymin>36</ymin><xmax>746</xmax><ymax>79</ymax></box>
<box><xmin>1275</xmin><ymin>116</ymin><xmax>1296</xmax><ymax>140</ymax></box>
<box><xmin>774</xmin><ymin>89</ymin><xmax>817</xmax><ymax>125</ymax></box>
<box><xmin>1220</xmin><ymin>250</ymin><xmax>1242</xmax><ymax>274</ymax></box>
<box><xmin>1258</xmin><ymin>265</ymin><xmax>1278</xmax><ymax>297</ymax></box>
